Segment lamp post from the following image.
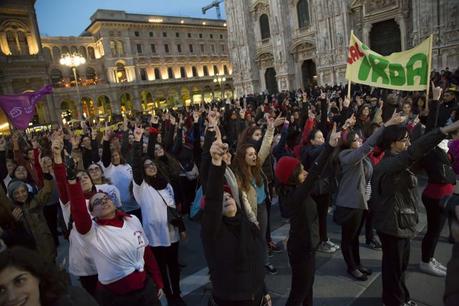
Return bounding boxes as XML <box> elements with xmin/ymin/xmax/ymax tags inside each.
<box><xmin>60</xmin><ymin>53</ymin><xmax>86</xmax><ymax>119</ymax></box>
<box><xmin>213</xmin><ymin>73</ymin><xmax>226</xmax><ymax>100</ymax></box>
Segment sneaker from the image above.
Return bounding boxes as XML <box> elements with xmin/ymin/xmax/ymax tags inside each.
<box><xmin>347</xmin><ymin>269</ymin><xmax>368</xmax><ymax>281</ymax></box>
<box><xmin>325</xmin><ymin>239</ymin><xmax>340</xmax><ymax>250</ymax></box>
<box><xmin>405</xmin><ymin>300</ymin><xmax>417</xmax><ymax>306</ymax></box>
<box><xmin>317</xmin><ymin>241</ymin><xmax>337</xmax><ymax>253</ymax></box>
<box><xmin>431</xmin><ymin>258</ymin><xmax>447</xmax><ymax>272</ymax></box>
<box><xmin>365</xmin><ymin>239</ymin><xmax>382</xmax><ymax>250</ymax></box>
<box><xmin>419</xmin><ymin>260</ymin><xmax>446</xmax><ymax>277</ymax></box>
<box><xmin>268</xmin><ymin>241</ymin><xmax>283</xmax><ymax>253</ymax></box>
<box><xmin>265</xmin><ymin>264</ymin><xmax>278</xmax><ymax>275</ymax></box>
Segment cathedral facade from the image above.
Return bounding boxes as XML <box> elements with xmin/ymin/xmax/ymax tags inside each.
<box><xmin>225</xmin><ymin>0</ymin><xmax>459</xmax><ymax>96</ymax></box>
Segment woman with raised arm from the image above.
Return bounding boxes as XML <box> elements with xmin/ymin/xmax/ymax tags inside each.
<box><xmin>100</xmin><ymin>127</ymin><xmax>141</xmax><ymax>220</ymax></box>
<box><xmin>132</xmin><ymin>125</ymin><xmax>187</xmax><ymax>306</ymax></box>
<box><xmin>51</xmin><ymin>130</ymin><xmax>99</xmax><ymax>298</ymax></box>
<box><xmin>67</xmin><ymin>147</ymin><xmax>164</xmax><ymax>306</ymax></box>
<box><xmin>202</xmin><ymin>135</ymin><xmax>270</xmax><ymax>306</ymax></box>
<box><xmin>334</xmin><ymin>112</ymin><xmax>405</xmax><ymax>281</ymax></box>
<box><xmin>275</xmin><ymin>123</ymin><xmax>340</xmax><ymax>306</ymax></box>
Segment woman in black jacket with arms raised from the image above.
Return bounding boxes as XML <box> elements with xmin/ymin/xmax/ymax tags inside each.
<box><xmin>276</xmin><ymin>123</ymin><xmax>341</xmax><ymax>306</ymax></box>
<box><xmin>201</xmin><ymin>132</ymin><xmax>268</xmax><ymax>306</ymax></box>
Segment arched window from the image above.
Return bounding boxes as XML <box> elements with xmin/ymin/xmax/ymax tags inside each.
<box><xmin>52</xmin><ymin>46</ymin><xmax>61</xmax><ymax>60</ymax></box>
<box><xmin>79</xmin><ymin>46</ymin><xmax>87</xmax><ymax>58</ymax></box>
<box><xmin>192</xmin><ymin>66</ymin><xmax>198</xmax><ymax>77</ymax></box>
<box><xmin>154</xmin><ymin>68</ymin><xmax>161</xmax><ymax>80</ymax></box>
<box><xmin>70</xmin><ymin>46</ymin><xmax>78</xmax><ymax>53</ymax></box>
<box><xmin>6</xmin><ymin>31</ymin><xmax>29</xmax><ymax>55</ymax></box>
<box><xmin>88</xmin><ymin>47</ymin><xmax>96</xmax><ymax>59</ymax></box>
<box><xmin>43</xmin><ymin>47</ymin><xmax>52</xmax><ymax>61</ymax></box>
<box><xmin>203</xmin><ymin>66</ymin><xmax>209</xmax><ymax>76</ymax></box>
<box><xmin>259</xmin><ymin>14</ymin><xmax>271</xmax><ymax>40</ymax></box>
<box><xmin>86</xmin><ymin>67</ymin><xmax>96</xmax><ymax>82</ymax></box>
<box><xmin>167</xmin><ymin>67</ymin><xmax>174</xmax><ymax>79</ymax></box>
<box><xmin>180</xmin><ymin>67</ymin><xmax>186</xmax><ymax>78</ymax></box>
<box><xmin>115</xmin><ymin>63</ymin><xmax>127</xmax><ymax>83</ymax></box>
<box><xmin>223</xmin><ymin>65</ymin><xmax>229</xmax><ymax>75</ymax></box>
<box><xmin>213</xmin><ymin>65</ymin><xmax>219</xmax><ymax>75</ymax></box>
<box><xmin>297</xmin><ymin>0</ymin><xmax>310</xmax><ymax>29</ymax></box>
<box><xmin>50</xmin><ymin>69</ymin><xmax>63</xmax><ymax>86</ymax></box>
<box><xmin>61</xmin><ymin>46</ymin><xmax>69</xmax><ymax>54</ymax></box>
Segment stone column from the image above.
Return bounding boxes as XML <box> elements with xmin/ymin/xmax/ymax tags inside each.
<box><xmin>395</xmin><ymin>16</ymin><xmax>407</xmax><ymax>50</ymax></box>
<box><xmin>363</xmin><ymin>23</ymin><xmax>373</xmax><ymax>46</ymax></box>
<box><xmin>133</xmin><ymin>87</ymin><xmax>141</xmax><ymax>111</ymax></box>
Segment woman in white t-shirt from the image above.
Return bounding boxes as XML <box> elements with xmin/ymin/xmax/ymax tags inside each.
<box><xmin>67</xmin><ymin>163</ymin><xmax>164</xmax><ymax>306</ymax></box>
<box><xmin>101</xmin><ymin>132</ymin><xmax>141</xmax><ymax>220</ymax></box>
<box><xmin>132</xmin><ymin>125</ymin><xmax>187</xmax><ymax>306</ymax></box>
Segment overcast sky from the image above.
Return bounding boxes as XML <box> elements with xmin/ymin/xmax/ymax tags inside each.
<box><xmin>36</xmin><ymin>0</ymin><xmax>227</xmax><ymax>37</ymax></box>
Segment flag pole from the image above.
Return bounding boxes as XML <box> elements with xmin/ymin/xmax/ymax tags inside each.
<box><xmin>426</xmin><ymin>33</ymin><xmax>434</xmax><ymax>99</ymax></box>
<box><xmin>347</xmin><ymin>30</ymin><xmax>354</xmax><ymax>100</ymax></box>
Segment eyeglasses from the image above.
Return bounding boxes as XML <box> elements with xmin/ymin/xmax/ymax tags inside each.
<box><xmin>92</xmin><ymin>196</ymin><xmax>110</xmax><ymax>208</ymax></box>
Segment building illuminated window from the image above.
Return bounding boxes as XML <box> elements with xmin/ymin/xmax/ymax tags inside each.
<box><xmin>115</xmin><ymin>63</ymin><xmax>127</xmax><ymax>83</ymax></box>
<box><xmin>6</xmin><ymin>30</ymin><xmax>29</xmax><ymax>55</ymax></box>
<box><xmin>140</xmin><ymin>68</ymin><xmax>147</xmax><ymax>81</ymax></box>
<box><xmin>203</xmin><ymin>66</ymin><xmax>209</xmax><ymax>76</ymax></box>
<box><xmin>154</xmin><ymin>68</ymin><xmax>161</xmax><ymax>80</ymax></box>
<box><xmin>213</xmin><ymin>65</ymin><xmax>219</xmax><ymax>75</ymax></box>
<box><xmin>167</xmin><ymin>67</ymin><xmax>174</xmax><ymax>79</ymax></box>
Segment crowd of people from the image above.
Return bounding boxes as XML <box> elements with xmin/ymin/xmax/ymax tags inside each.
<box><xmin>0</xmin><ymin>66</ymin><xmax>459</xmax><ymax>306</ymax></box>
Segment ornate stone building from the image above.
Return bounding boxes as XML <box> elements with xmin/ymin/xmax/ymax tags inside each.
<box><xmin>225</xmin><ymin>0</ymin><xmax>459</xmax><ymax>96</ymax></box>
<box><xmin>0</xmin><ymin>1</ymin><xmax>233</xmax><ymax>127</ymax></box>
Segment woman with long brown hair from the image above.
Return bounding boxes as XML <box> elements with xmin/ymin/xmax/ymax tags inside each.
<box><xmin>232</xmin><ymin>115</ymin><xmax>284</xmax><ymax>274</ymax></box>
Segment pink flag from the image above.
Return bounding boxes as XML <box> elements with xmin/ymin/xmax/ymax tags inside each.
<box><xmin>0</xmin><ymin>85</ymin><xmax>53</xmax><ymax>129</ymax></box>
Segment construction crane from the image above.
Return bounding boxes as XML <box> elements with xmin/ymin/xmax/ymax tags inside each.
<box><xmin>202</xmin><ymin>0</ymin><xmax>224</xmax><ymax>19</ymax></box>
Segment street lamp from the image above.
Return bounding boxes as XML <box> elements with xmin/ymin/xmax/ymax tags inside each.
<box><xmin>213</xmin><ymin>73</ymin><xmax>226</xmax><ymax>100</ymax></box>
<box><xmin>60</xmin><ymin>53</ymin><xmax>86</xmax><ymax>119</ymax></box>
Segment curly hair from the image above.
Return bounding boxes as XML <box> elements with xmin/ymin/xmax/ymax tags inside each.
<box><xmin>232</xmin><ymin>143</ymin><xmax>263</xmax><ymax>192</ymax></box>
<box><xmin>0</xmin><ymin>246</ymin><xmax>68</xmax><ymax>305</ymax></box>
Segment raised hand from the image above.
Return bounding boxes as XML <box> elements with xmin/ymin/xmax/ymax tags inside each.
<box><xmin>431</xmin><ymin>81</ymin><xmax>443</xmax><ymax>101</ymax></box>
<box><xmin>343</xmin><ymin>97</ymin><xmax>351</xmax><ymax>108</ymax></box>
<box><xmin>192</xmin><ymin>111</ymin><xmax>200</xmax><ymax>123</ymax></box>
<box><xmin>343</xmin><ymin>113</ymin><xmax>356</xmax><ymax>129</ymax></box>
<box><xmin>12</xmin><ymin>208</ymin><xmax>23</xmax><ymax>221</ymax></box>
<box><xmin>328</xmin><ymin>123</ymin><xmax>341</xmax><ymax>147</ymax></box>
<box><xmin>133</xmin><ymin>125</ymin><xmax>144</xmax><ymax>142</ymax></box>
<box><xmin>207</xmin><ymin>110</ymin><xmax>218</xmax><ymax>127</ymax></box>
<box><xmin>319</xmin><ymin>90</ymin><xmax>326</xmax><ymax>100</ymax></box>
<box><xmin>384</xmin><ymin>111</ymin><xmax>406</xmax><ymax>127</ymax></box>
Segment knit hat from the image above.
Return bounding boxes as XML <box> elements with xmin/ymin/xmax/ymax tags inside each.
<box><xmin>223</xmin><ymin>184</ymin><xmax>233</xmax><ymax>197</ymax></box>
<box><xmin>275</xmin><ymin>156</ymin><xmax>301</xmax><ymax>185</ymax></box>
<box><xmin>7</xmin><ymin>180</ymin><xmax>28</xmax><ymax>200</ymax></box>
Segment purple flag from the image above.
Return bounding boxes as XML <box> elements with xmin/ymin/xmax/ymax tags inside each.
<box><xmin>0</xmin><ymin>85</ymin><xmax>53</xmax><ymax>129</ymax></box>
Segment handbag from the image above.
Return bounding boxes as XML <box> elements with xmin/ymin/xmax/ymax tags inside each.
<box><xmin>179</xmin><ymin>162</ymin><xmax>199</xmax><ymax>181</ymax></box>
<box><xmin>155</xmin><ymin>189</ymin><xmax>185</xmax><ymax>229</ymax></box>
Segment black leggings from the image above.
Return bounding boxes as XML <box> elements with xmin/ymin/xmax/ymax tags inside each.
<box><xmin>286</xmin><ymin>252</ymin><xmax>315</xmax><ymax>306</ymax></box>
<box><xmin>421</xmin><ymin>195</ymin><xmax>448</xmax><ymax>263</ymax></box>
<box><xmin>151</xmin><ymin>242</ymin><xmax>181</xmax><ymax>298</ymax></box>
<box><xmin>340</xmin><ymin>209</ymin><xmax>365</xmax><ymax>271</ymax></box>
<box><xmin>378</xmin><ymin>232</ymin><xmax>411</xmax><ymax>306</ymax></box>
<box><xmin>312</xmin><ymin>194</ymin><xmax>330</xmax><ymax>242</ymax></box>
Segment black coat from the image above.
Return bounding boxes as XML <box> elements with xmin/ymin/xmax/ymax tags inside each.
<box><xmin>280</xmin><ymin>144</ymin><xmax>334</xmax><ymax>260</ymax></box>
<box><xmin>372</xmin><ymin>128</ymin><xmax>446</xmax><ymax>238</ymax></box>
<box><xmin>422</xmin><ymin>146</ymin><xmax>456</xmax><ymax>185</ymax></box>
<box><xmin>201</xmin><ymin>163</ymin><xmax>265</xmax><ymax>301</ymax></box>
